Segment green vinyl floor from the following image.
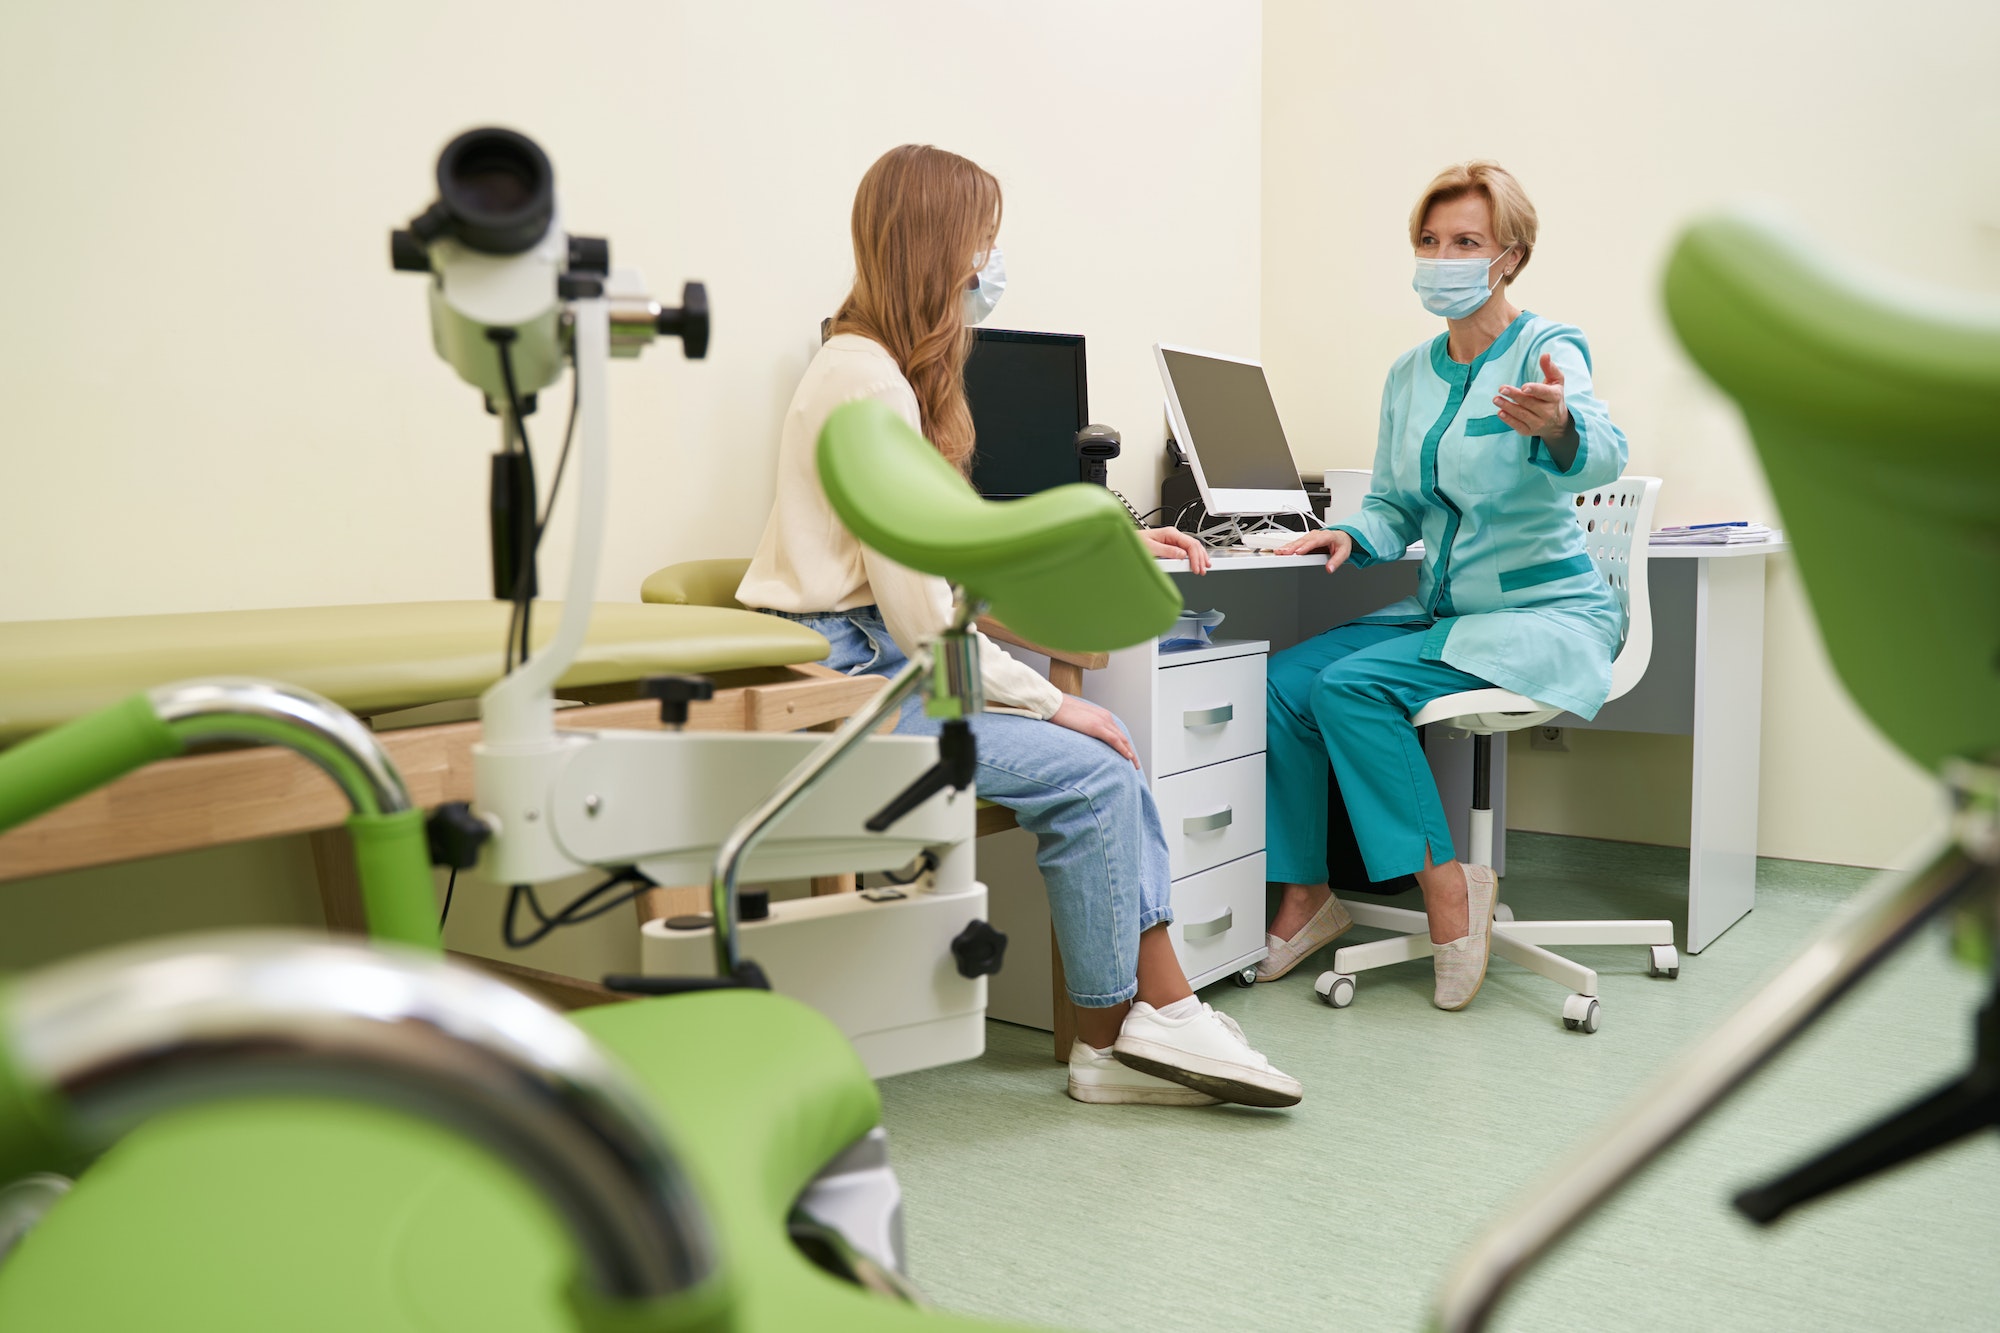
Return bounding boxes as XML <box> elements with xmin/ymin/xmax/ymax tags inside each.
<box><xmin>877</xmin><ymin>832</ymin><xmax>2000</xmax><ymax>1332</ymax></box>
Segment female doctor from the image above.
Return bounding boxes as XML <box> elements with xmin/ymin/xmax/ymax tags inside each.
<box><xmin>738</xmin><ymin>144</ymin><xmax>1300</xmax><ymax>1108</ymax></box>
<box><xmin>1254</xmin><ymin>161</ymin><xmax>1629</xmax><ymax>1011</ymax></box>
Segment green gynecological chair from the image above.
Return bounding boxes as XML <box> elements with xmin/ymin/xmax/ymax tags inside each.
<box><xmin>1431</xmin><ymin>211</ymin><xmax>2000</xmax><ymax>1331</ymax></box>
<box><xmin>0</xmin><ymin>399</ymin><xmax>1179</xmax><ymax>1331</ymax></box>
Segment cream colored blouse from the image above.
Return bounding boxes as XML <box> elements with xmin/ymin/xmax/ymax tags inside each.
<box><xmin>736</xmin><ymin>334</ymin><xmax>1063</xmax><ymax>720</ymax></box>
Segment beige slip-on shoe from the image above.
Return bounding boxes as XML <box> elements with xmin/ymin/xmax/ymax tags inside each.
<box><xmin>1433</xmin><ymin>863</ymin><xmax>1498</xmax><ymax>1011</ymax></box>
<box><xmin>1254</xmin><ymin>892</ymin><xmax>1355</xmax><ymax>982</ymax></box>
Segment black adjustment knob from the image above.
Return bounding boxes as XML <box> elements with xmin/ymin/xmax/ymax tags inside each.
<box><xmin>390</xmin><ymin>229</ymin><xmax>430</xmax><ymax>273</ymax></box>
<box><xmin>739</xmin><ymin>889</ymin><xmax>770</xmax><ymax>922</ymax></box>
<box><xmin>640</xmin><ymin>674</ymin><xmax>713</xmax><ymax>727</ymax></box>
<box><xmin>656</xmin><ymin>281</ymin><xmax>710</xmax><ymax>359</ymax></box>
<box><xmin>566</xmin><ymin>234</ymin><xmax>610</xmax><ymax>275</ymax></box>
<box><xmin>949</xmin><ymin>919</ymin><xmax>1008</xmax><ymax>979</ymax></box>
<box><xmin>425</xmin><ymin>801</ymin><xmax>491</xmax><ymax>870</ymax></box>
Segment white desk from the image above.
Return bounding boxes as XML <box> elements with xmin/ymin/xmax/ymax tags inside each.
<box><xmin>1144</xmin><ymin>540</ymin><xmax>1786</xmax><ymax>954</ymax></box>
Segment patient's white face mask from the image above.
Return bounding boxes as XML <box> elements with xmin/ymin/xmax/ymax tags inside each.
<box><xmin>964</xmin><ymin>245</ymin><xmax>1007</xmax><ymax>326</ymax></box>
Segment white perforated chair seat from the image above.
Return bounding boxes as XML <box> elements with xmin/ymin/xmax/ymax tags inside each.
<box><xmin>1409</xmin><ymin>477</ymin><xmax>1662</xmax><ymax>737</ymax></box>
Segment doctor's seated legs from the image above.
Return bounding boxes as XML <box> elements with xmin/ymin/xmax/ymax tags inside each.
<box><xmin>1260</xmin><ymin>622</ymin><xmax>1500</xmax><ymax>1009</ymax></box>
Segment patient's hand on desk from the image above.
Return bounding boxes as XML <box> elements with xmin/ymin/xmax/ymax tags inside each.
<box><xmin>1142</xmin><ymin>526</ymin><xmax>1210</xmax><ymax>574</ymax></box>
<box><xmin>1277</xmin><ymin>527</ymin><xmax>1352</xmax><ymax>573</ymax></box>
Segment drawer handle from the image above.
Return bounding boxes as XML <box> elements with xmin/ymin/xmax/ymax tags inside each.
<box><xmin>1183</xmin><ymin>806</ymin><xmax>1234</xmax><ymax>835</ymax></box>
<box><xmin>1183</xmin><ymin>704</ymin><xmax>1234</xmax><ymax>728</ymax></box>
<box><xmin>1184</xmin><ymin>908</ymin><xmax>1233</xmax><ymax>941</ymax></box>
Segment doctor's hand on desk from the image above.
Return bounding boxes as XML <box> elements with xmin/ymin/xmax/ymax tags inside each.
<box><xmin>1276</xmin><ymin>527</ymin><xmax>1353</xmax><ymax>573</ymax></box>
<box><xmin>1141</xmin><ymin>526</ymin><xmax>1211</xmax><ymax>574</ymax></box>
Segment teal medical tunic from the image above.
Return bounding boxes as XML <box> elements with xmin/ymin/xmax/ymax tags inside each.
<box><xmin>1328</xmin><ymin>311</ymin><xmax>1628</xmax><ymax>719</ymax></box>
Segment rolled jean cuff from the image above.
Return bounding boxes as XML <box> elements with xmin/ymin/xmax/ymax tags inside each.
<box><xmin>1137</xmin><ymin>905</ymin><xmax>1174</xmax><ymax>933</ymax></box>
<box><xmin>1069</xmin><ymin>979</ymin><xmax>1140</xmax><ymax>1010</ymax></box>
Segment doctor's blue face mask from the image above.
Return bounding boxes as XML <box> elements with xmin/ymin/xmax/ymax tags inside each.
<box><xmin>1412</xmin><ymin>244</ymin><xmax>1515</xmax><ymax>319</ymax></box>
<box><xmin>964</xmin><ymin>245</ymin><xmax>1007</xmax><ymax>326</ymax></box>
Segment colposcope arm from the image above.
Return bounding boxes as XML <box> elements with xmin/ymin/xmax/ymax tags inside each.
<box><xmin>0</xmin><ymin>932</ymin><xmax>718</xmax><ymax>1320</ymax></box>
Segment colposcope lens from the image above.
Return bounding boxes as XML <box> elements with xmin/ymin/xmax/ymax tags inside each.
<box><xmin>435</xmin><ymin>128</ymin><xmax>555</xmax><ymax>256</ymax></box>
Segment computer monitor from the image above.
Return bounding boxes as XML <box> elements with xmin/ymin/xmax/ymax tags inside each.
<box><xmin>965</xmin><ymin>329</ymin><xmax>1087</xmax><ymax>500</ymax></box>
<box><xmin>1154</xmin><ymin>343</ymin><xmax>1313</xmax><ymax>519</ymax></box>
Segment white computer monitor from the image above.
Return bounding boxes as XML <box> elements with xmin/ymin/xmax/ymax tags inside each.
<box><xmin>1154</xmin><ymin>343</ymin><xmax>1314</xmax><ymax>520</ymax></box>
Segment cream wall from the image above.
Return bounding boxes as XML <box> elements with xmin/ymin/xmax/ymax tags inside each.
<box><xmin>0</xmin><ymin>0</ymin><xmax>1260</xmax><ymax>967</ymax></box>
<box><xmin>1261</xmin><ymin>0</ymin><xmax>1995</xmax><ymax>867</ymax></box>
<box><xmin>0</xmin><ymin>0</ymin><xmax>1260</xmax><ymax>623</ymax></box>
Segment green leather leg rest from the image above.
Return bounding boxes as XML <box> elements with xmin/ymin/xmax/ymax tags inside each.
<box><xmin>0</xmin><ymin>990</ymin><xmax>1039</xmax><ymax>1333</ymax></box>
<box><xmin>1664</xmin><ymin>210</ymin><xmax>2000</xmax><ymax>772</ymax></box>
<box><xmin>816</xmin><ymin>399</ymin><xmax>1181</xmax><ymax>653</ymax></box>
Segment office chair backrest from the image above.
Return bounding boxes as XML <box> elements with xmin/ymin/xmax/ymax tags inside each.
<box><xmin>1665</xmin><ymin>210</ymin><xmax>2000</xmax><ymax>773</ymax></box>
<box><xmin>1573</xmin><ymin>475</ymin><xmax>1661</xmax><ymax>704</ymax></box>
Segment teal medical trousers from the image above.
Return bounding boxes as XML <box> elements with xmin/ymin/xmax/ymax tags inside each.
<box><xmin>1266</xmin><ymin>621</ymin><xmax>1492</xmax><ymax>885</ymax></box>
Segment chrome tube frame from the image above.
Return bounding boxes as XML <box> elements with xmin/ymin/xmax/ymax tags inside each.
<box><xmin>707</xmin><ymin>653</ymin><xmax>928</xmax><ymax>976</ymax></box>
<box><xmin>147</xmin><ymin>678</ymin><xmax>412</xmax><ymax>816</ymax></box>
<box><xmin>7</xmin><ymin>932</ymin><xmax>717</xmax><ymax>1304</ymax></box>
<box><xmin>706</xmin><ymin>597</ymin><xmax>988</xmax><ymax>977</ymax></box>
<box><xmin>1431</xmin><ymin>829</ymin><xmax>1997</xmax><ymax>1333</ymax></box>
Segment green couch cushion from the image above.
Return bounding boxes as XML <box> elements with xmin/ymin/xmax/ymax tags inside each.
<box><xmin>640</xmin><ymin>560</ymin><xmax>754</xmax><ymax>611</ymax></box>
<box><xmin>0</xmin><ymin>989</ymin><xmax>1036</xmax><ymax>1333</ymax></box>
<box><xmin>0</xmin><ymin>602</ymin><xmax>828</xmax><ymax>743</ymax></box>
<box><xmin>816</xmin><ymin>399</ymin><xmax>1180</xmax><ymax>654</ymax></box>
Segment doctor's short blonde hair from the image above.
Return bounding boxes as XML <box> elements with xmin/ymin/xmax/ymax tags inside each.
<box><xmin>1409</xmin><ymin>161</ymin><xmax>1538</xmax><ymax>285</ymax></box>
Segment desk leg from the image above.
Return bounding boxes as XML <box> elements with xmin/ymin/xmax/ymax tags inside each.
<box><xmin>1687</xmin><ymin>556</ymin><xmax>1765</xmax><ymax>952</ymax></box>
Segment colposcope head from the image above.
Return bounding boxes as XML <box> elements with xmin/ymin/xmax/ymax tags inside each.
<box><xmin>391</xmin><ymin>127</ymin><xmax>708</xmax><ymax>410</ymax></box>
<box><xmin>393</xmin><ymin>128</ymin><xmax>562</xmax><ymax>267</ymax></box>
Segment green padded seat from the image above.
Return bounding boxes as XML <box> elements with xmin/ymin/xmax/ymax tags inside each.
<box><xmin>1664</xmin><ymin>212</ymin><xmax>2000</xmax><ymax>771</ymax></box>
<box><xmin>0</xmin><ymin>601</ymin><xmax>827</xmax><ymax>743</ymax></box>
<box><xmin>641</xmin><ymin>559</ymin><xmax>753</xmax><ymax>610</ymax></box>
<box><xmin>816</xmin><ymin>399</ymin><xmax>1181</xmax><ymax>653</ymax></box>
<box><xmin>0</xmin><ymin>989</ymin><xmax>1035</xmax><ymax>1332</ymax></box>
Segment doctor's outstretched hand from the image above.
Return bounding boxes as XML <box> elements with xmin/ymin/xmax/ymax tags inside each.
<box><xmin>1276</xmin><ymin>526</ymin><xmax>1353</xmax><ymax>573</ymax></box>
<box><xmin>1495</xmin><ymin>353</ymin><xmax>1572</xmax><ymax>440</ymax></box>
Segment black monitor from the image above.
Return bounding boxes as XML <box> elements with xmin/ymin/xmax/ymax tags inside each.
<box><xmin>965</xmin><ymin>329</ymin><xmax>1087</xmax><ymax>500</ymax></box>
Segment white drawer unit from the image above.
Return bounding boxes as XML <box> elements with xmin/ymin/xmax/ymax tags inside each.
<box><xmin>1085</xmin><ymin>636</ymin><xmax>1272</xmax><ymax>990</ymax></box>
<box><xmin>1153</xmin><ymin>650</ymin><xmax>1267</xmax><ymax>778</ymax></box>
<box><xmin>1154</xmin><ymin>753</ymin><xmax>1265</xmax><ymax>882</ymax></box>
<box><xmin>1169</xmin><ymin>853</ymin><xmax>1268</xmax><ymax>985</ymax></box>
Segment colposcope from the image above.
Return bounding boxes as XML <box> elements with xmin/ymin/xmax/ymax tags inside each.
<box><xmin>391</xmin><ymin>128</ymin><xmax>997</xmax><ymax>1076</ymax></box>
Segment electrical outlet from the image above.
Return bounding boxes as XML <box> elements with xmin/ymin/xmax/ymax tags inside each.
<box><xmin>1530</xmin><ymin>725</ymin><xmax>1568</xmax><ymax>752</ymax></box>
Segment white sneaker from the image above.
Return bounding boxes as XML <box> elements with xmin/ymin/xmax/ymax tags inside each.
<box><xmin>1112</xmin><ymin>1002</ymin><xmax>1303</xmax><ymax>1108</ymax></box>
<box><xmin>1066</xmin><ymin>1040</ymin><xmax>1221</xmax><ymax>1106</ymax></box>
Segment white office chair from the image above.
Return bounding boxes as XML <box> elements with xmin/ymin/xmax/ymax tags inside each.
<box><xmin>1313</xmin><ymin>476</ymin><xmax>1677</xmax><ymax>1033</ymax></box>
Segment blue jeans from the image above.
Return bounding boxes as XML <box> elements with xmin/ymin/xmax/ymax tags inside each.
<box><xmin>766</xmin><ymin>606</ymin><xmax>1173</xmax><ymax>1008</ymax></box>
<box><xmin>1266</xmin><ymin>621</ymin><xmax>1491</xmax><ymax>883</ymax></box>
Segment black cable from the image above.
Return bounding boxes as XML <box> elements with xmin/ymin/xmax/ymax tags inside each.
<box><xmin>503</xmin><ymin>868</ymin><xmax>652</xmax><ymax>950</ymax></box>
<box><xmin>439</xmin><ymin>865</ymin><xmax>458</xmax><ymax>928</ymax></box>
<box><xmin>491</xmin><ymin>331</ymin><xmax>537</xmax><ymax>672</ymax></box>
<box><xmin>537</xmin><ymin>350</ymin><xmax>581</xmax><ymax>544</ymax></box>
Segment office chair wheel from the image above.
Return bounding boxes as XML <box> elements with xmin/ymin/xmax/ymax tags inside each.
<box><xmin>1648</xmin><ymin>945</ymin><xmax>1680</xmax><ymax>979</ymax></box>
<box><xmin>1562</xmin><ymin>994</ymin><xmax>1601</xmax><ymax>1033</ymax></box>
<box><xmin>1494</xmin><ymin>902</ymin><xmax>1515</xmax><ymax>923</ymax></box>
<box><xmin>1315</xmin><ymin>971</ymin><xmax>1356</xmax><ymax>1009</ymax></box>
<box><xmin>1233</xmin><ymin>966</ymin><xmax>1259</xmax><ymax>988</ymax></box>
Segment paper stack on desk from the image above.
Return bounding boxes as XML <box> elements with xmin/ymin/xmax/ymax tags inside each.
<box><xmin>1651</xmin><ymin>522</ymin><xmax>1776</xmax><ymax>547</ymax></box>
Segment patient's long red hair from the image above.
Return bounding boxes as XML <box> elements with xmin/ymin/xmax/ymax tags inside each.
<box><xmin>828</xmin><ymin>144</ymin><xmax>1002</xmax><ymax>473</ymax></box>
